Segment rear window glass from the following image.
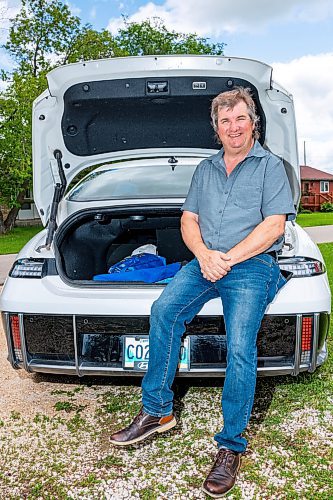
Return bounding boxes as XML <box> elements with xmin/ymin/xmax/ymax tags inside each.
<box><xmin>67</xmin><ymin>164</ymin><xmax>197</xmax><ymax>201</ymax></box>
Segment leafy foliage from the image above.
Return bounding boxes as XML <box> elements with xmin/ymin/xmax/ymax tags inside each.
<box><xmin>0</xmin><ymin>0</ymin><xmax>84</xmax><ymax>232</ymax></box>
<box><xmin>4</xmin><ymin>0</ymin><xmax>82</xmax><ymax>74</ymax></box>
<box><xmin>320</xmin><ymin>202</ymin><xmax>333</xmax><ymax>212</ymax></box>
<box><xmin>115</xmin><ymin>17</ymin><xmax>225</xmax><ymax>56</ymax></box>
<box><xmin>65</xmin><ymin>28</ymin><xmax>126</xmax><ymax>63</ymax></box>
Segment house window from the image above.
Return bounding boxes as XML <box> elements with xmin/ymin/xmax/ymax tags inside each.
<box><xmin>25</xmin><ymin>189</ymin><xmax>33</xmax><ymax>200</ymax></box>
<box><xmin>320</xmin><ymin>181</ymin><xmax>329</xmax><ymax>193</ymax></box>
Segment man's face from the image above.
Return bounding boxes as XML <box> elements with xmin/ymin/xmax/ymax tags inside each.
<box><xmin>217</xmin><ymin>100</ymin><xmax>255</xmax><ymax>154</ymax></box>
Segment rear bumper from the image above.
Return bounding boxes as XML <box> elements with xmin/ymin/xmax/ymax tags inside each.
<box><xmin>2</xmin><ymin>311</ymin><xmax>330</xmax><ymax>377</ymax></box>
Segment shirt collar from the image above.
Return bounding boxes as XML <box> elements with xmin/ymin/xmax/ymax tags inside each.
<box><xmin>211</xmin><ymin>140</ymin><xmax>267</xmax><ymax>169</ymax></box>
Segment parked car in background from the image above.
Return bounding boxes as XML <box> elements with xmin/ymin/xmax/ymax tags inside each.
<box><xmin>0</xmin><ymin>55</ymin><xmax>330</xmax><ymax>377</ymax></box>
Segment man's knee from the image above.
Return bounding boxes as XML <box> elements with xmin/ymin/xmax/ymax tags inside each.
<box><xmin>150</xmin><ymin>294</ymin><xmax>173</xmax><ymax>321</ymax></box>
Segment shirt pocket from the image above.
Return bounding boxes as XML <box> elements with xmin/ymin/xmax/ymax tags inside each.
<box><xmin>231</xmin><ymin>184</ymin><xmax>262</xmax><ymax>210</ymax></box>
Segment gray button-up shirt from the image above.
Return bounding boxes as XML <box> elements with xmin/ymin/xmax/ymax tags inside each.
<box><xmin>181</xmin><ymin>141</ymin><xmax>296</xmax><ymax>253</ymax></box>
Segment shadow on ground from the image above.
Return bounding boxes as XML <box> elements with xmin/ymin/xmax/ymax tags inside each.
<box><xmin>31</xmin><ymin>369</ymin><xmax>319</xmax><ymax>434</ymax></box>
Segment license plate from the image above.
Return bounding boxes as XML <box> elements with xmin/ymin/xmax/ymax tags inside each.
<box><xmin>123</xmin><ymin>335</ymin><xmax>190</xmax><ymax>372</ymax></box>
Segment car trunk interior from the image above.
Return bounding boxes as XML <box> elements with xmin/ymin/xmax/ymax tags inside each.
<box><xmin>55</xmin><ymin>206</ymin><xmax>193</xmax><ymax>283</ymax></box>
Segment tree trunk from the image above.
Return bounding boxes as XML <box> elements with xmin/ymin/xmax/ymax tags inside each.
<box><xmin>0</xmin><ymin>209</ymin><xmax>6</xmax><ymax>235</ymax></box>
<box><xmin>4</xmin><ymin>205</ymin><xmax>22</xmax><ymax>232</ymax></box>
<box><xmin>2</xmin><ymin>184</ymin><xmax>29</xmax><ymax>233</ymax></box>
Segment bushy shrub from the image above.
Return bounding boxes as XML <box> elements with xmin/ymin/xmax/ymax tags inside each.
<box><xmin>300</xmin><ymin>209</ymin><xmax>313</xmax><ymax>214</ymax></box>
<box><xmin>320</xmin><ymin>202</ymin><xmax>333</xmax><ymax>212</ymax></box>
<box><xmin>298</xmin><ymin>203</ymin><xmax>312</xmax><ymax>213</ymax></box>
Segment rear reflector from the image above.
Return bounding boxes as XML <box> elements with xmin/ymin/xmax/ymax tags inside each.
<box><xmin>10</xmin><ymin>315</ymin><xmax>23</xmax><ymax>362</ymax></box>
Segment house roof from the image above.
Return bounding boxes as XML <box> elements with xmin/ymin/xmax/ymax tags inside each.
<box><xmin>300</xmin><ymin>165</ymin><xmax>333</xmax><ymax>180</ymax></box>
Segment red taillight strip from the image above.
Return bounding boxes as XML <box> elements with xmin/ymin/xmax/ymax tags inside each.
<box><xmin>301</xmin><ymin>316</ymin><xmax>313</xmax><ymax>352</ymax></box>
<box><xmin>10</xmin><ymin>315</ymin><xmax>21</xmax><ymax>347</ymax></box>
<box><xmin>8</xmin><ymin>313</ymin><xmax>30</xmax><ymax>371</ymax></box>
<box><xmin>3</xmin><ymin>313</ymin><xmax>17</xmax><ymax>367</ymax></box>
<box><xmin>9</xmin><ymin>314</ymin><xmax>23</xmax><ymax>362</ymax></box>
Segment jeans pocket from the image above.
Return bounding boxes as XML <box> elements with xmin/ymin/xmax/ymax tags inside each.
<box><xmin>252</xmin><ymin>254</ymin><xmax>273</xmax><ymax>268</ymax></box>
<box><xmin>276</xmin><ymin>270</ymin><xmax>292</xmax><ymax>293</ymax></box>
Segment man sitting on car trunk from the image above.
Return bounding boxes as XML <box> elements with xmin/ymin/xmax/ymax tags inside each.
<box><xmin>110</xmin><ymin>87</ymin><xmax>296</xmax><ymax>497</ymax></box>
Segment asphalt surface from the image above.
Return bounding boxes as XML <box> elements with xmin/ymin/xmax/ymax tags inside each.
<box><xmin>0</xmin><ymin>225</ymin><xmax>332</xmax><ymax>286</ymax></box>
<box><xmin>0</xmin><ymin>253</ymin><xmax>16</xmax><ymax>286</ymax></box>
<box><xmin>303</xmin><ymin>225</ymin><xmax>333</xmax><ymax>243</ymax></box>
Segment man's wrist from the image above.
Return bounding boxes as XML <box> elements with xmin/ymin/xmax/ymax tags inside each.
<box><xmin>193</xmin><ymin>243</ymin><xmax>209</xmax><ymax>260</ymax></box>
<box><xmin>224</xmin><ymin>252</ymin><xmax>237</xmax><ymax>267</ymax></box>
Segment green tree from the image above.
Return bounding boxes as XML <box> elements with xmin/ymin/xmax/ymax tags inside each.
<box><xmin>65</xmin><ymin>27</ymin><xmax>126</xmax><ymax>63</ymax></box>
<box><xmin>115</xmin><ymin>17</ymin><xmax>225</xmax><ymax>56</ymax></box>
<box><xmin>0</xmin><ymin>72</ymin><xmax>48</xmax><ymax>232</ymax></box>
<box><xmin>0</xmin><ymin>0</ymin><xmax>85</xmax><ymax>233</ymax></box>
<box><xmin>4</xmin><ymin>0</ymin><xmax>82</xmax><ymax>74</ymax></box>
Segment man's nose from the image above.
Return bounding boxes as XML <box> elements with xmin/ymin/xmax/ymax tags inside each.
<box><xmin>229</xmin><ymin>120</ymin><xmax>239</xmax><ymax>131</ymax></box>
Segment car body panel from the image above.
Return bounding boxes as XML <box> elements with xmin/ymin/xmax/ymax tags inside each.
<box><xmin>0</xmin><ymin>272</ymin><xmax>331</xmax><ymax>316</ymax></box>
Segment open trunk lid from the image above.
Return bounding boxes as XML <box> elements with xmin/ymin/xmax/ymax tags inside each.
<box><xmin>32</xmin><ymin>54</ymin><xmax>300</xmax><ymax>226</ymax></box>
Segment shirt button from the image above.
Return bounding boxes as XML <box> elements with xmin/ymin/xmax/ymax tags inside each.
<box><xmin>224</xmin><ymin>190</ymin><xmax>228</xmax><ymax>194</ymax></box>
<box><xmin>215</xmin><ymin>231</ymin><xmax>218</xmax><ymax>234</ymax></box>
<box><xmin>219</xmin><ymin>210</ymin><xmax>222</xmax><ymax>214</ymax></box>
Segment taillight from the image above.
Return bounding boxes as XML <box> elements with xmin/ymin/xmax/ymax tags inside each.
<box><xmin>9</xmin><ymin>258</ymin><xmax>45</xmax><ymax>278</ymax></box>
<box><xmin>10</xmin><ymin>315</ymin><xmax>23</xmax><ymax>362</ymax></box>
<box><xmin>279</xmin><ymin>257</ymin><xmax>325</xmax><ymax>277</ymax></box>
<box><xmin>301</xmin><ymin>316</ymin><xmax>313</xmax><ymax>364</ymax></box>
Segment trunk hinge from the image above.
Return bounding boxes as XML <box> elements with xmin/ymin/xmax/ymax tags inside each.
<box><xmin>37</xmin><ymin>150</ymin><xmax>67</xmax><ymax>252</ymax></box>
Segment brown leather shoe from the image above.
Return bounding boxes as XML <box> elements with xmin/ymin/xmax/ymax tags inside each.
<box><xmin>109</xmin><ymin>408</ymin><xmax>176</xmax><ymax>446</ymax></box>
<box><xmin>202</xmin><ymin>448</ymin><xmax>241</xmax><ymax>498</ymax></box>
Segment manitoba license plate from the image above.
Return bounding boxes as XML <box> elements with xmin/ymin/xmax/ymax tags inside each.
<box><xmin>123</xmin><ymin>335</ymin><xmax>190</xmax><ymax>372</ymax></box>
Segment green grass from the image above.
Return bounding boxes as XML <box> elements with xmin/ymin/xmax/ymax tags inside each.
<box><xmin>0</xmin><ymin>225</ymin><xmax>42</xmax><ymax>255</ymax></box>
<box><xmin>319</xmin><ymin>243</ymin><xmax>333</xmax><ymax>287</ymax></box>
<box><xmin>296</xmin><ymin>212</ymin><xmax>333</xmax><ymax>227</ymax></box>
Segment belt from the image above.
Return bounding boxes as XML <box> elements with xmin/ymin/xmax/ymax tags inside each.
<box><xmin>266</xmin><ymin>251</ymin><xmax>278</xmax><ymax>260</ymax></box>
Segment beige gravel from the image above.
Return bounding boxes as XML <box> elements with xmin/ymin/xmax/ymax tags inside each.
<box><xmin>0</xmin><ymin>293</ymin><xmax>103</xmax><ymax>418</ymax></box>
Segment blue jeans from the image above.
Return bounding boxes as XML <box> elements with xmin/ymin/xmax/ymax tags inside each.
<box><xmin>141</xmin><ymin>253</ymin><xmax>286</xmax><ymax>453</ymax></box>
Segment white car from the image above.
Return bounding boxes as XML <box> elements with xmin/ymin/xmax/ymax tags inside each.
<box><xmin>0</xmin><ymin>55</ymin><xmax>330</xmax><ymax>377</ymax></box>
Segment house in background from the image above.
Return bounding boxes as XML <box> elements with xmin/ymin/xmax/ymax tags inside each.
<box><xmin>17</xmin><ymin>188</ymin><xmax>40</xmax><ymax>223</ymax></box>
<box><xmin>300</xmin><ymin>165</ymin><xmax>333</xmax><ymax>211</ymax></box>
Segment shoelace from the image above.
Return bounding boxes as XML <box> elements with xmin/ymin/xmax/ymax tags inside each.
<box><xmin>215</xmin><ymin>449</ymin><xmax>236</xmax><ymax>468</ymax></box>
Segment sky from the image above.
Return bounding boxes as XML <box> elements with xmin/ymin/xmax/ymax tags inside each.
<box><xmin>1</xmin><ymin>0</ymin><xmax>333</xmax><ymax>173</ymax></box>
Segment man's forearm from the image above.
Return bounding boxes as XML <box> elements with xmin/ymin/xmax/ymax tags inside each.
<box><xmin>181</xmin><ymin>212</ymin><xmax>231</xmax><ymax>282</ymax></box>
<box><xmin>180</xmin><ymin>215</ymin><xmax>207</xmax><ymax>258</ymax></box>
<box><xmin>226</xmin><ymin>215</ymin><xmax>286</xmax><ymax>266</ymax></box>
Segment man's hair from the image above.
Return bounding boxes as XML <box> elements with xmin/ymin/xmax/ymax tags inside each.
<box><xmin>211</xmin><ymin>87</ymin><xmax>260</xmax><ymax>141</ymax></box>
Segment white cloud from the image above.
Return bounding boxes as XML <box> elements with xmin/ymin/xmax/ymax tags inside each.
<box><xmin>0</xmin><ymin>1</ymin><xmax>19</xmax><ymax>71</ymax></box>
<box><xmin>0</xmin><ymin>0</ymin><xmax>21</xmax><ymax>42</ymax></box>
<box><xmin>64</xmin><ymin>1</ymin><xmax>81</xmax><ymax>16</ymax></box>
<box><xmin>0</xmin><ymin>47</ymin><xmax>14</xmax><ymax>70</ymax></box>
<box><xmin>108</xmin><ymin>0</ymin><xmax>333</xmax><ymax>36</ymax></box>
<box><xmin>272</xmin><ymin>53</ymin><xmax>333</xmax><ymax>174</ymax></box>
<box><xmin>90</xmin><ymin>6</ymin><xmax>96</xmax><ymax>20</ymax></box>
